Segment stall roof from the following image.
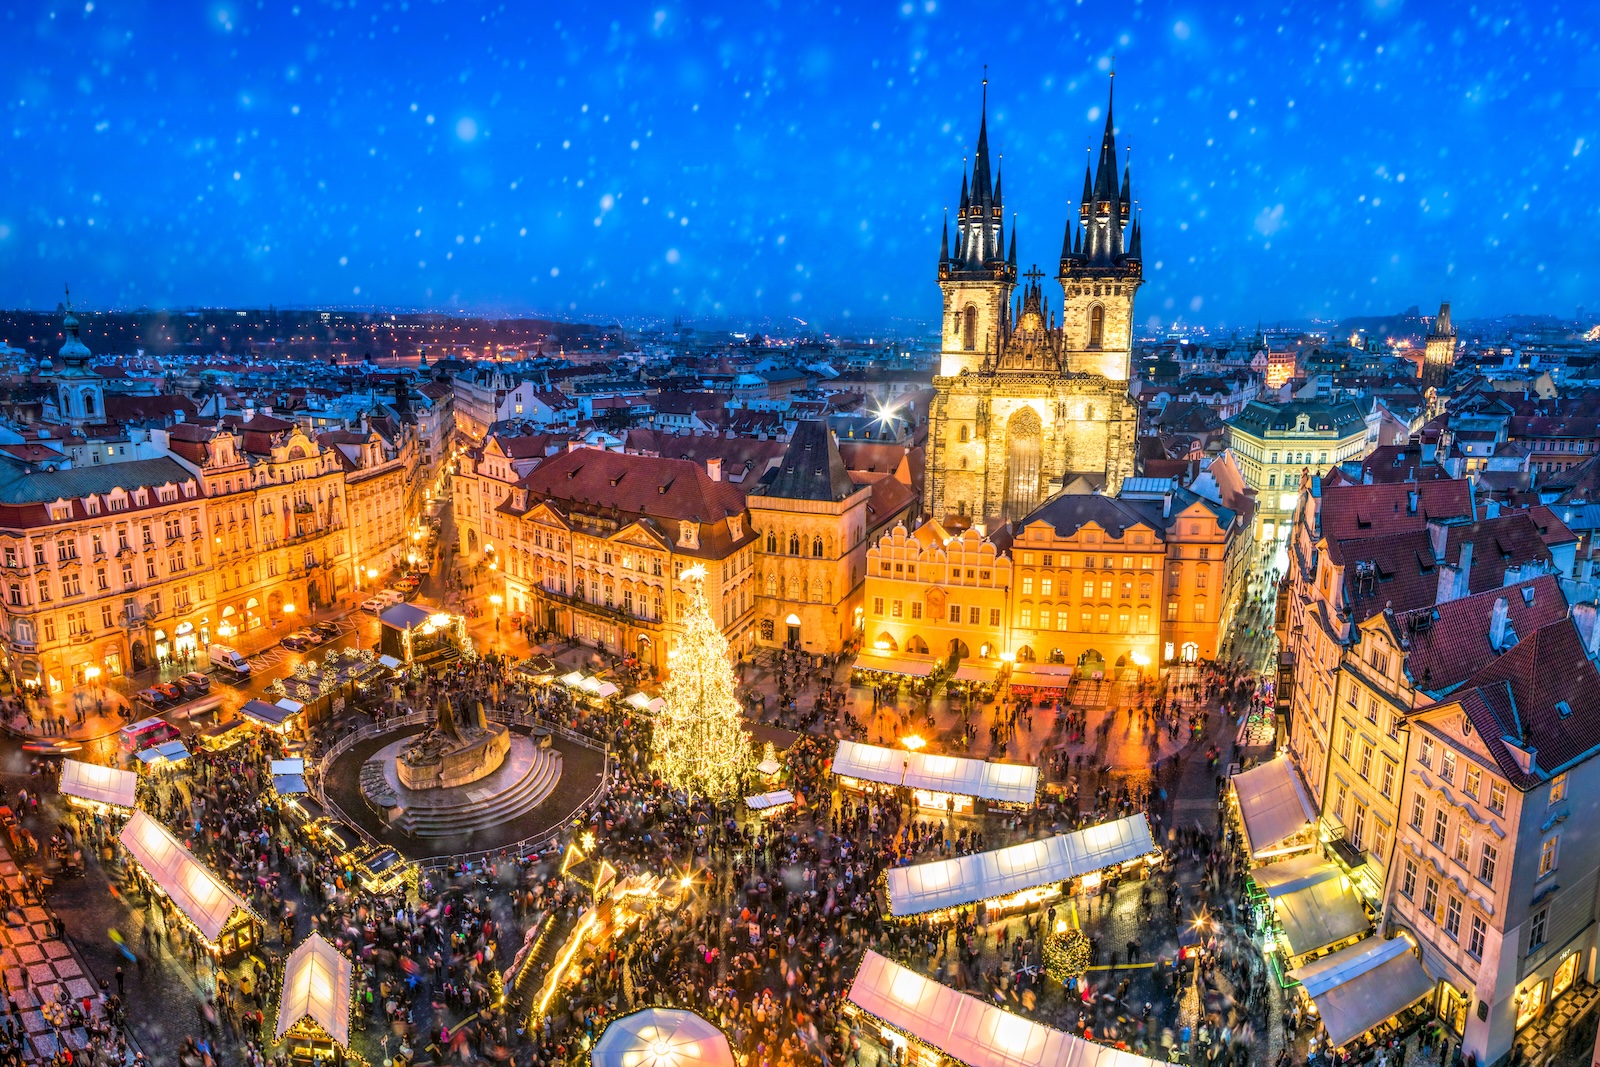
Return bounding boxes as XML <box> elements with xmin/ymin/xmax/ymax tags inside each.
<box><xmin>273</xmin><ymin>775</ymin><xmax>309</xmax><ymax>796</ymax></box>
<box><xmin>59</xmin><ymin>760</ymin><xmax>137</xmax><ymax>809</ymax></box>
<box><xmin>849</xmin><ymin>950</ymin><xmax>1164</xmax><ymax>1067</ymax></box>
<box><xmin>154</xmin><ymin>740</ymin><xmax>190</xmax><ymax>762</ymax></box>
<box><xmin>1250</xmin><ymin>854</ymin><xmax>1343</xmax><ymax>899</ymax></box>
<box><xmin>885</xmin><ymin>815</ymin><xmax>1155</xmax><ymax>917</ymax></box>
<box><xmin>271</xmin><ymin>758</ymin><xmax>305</xmax><ymax>777</ymax></box>
<box><xmin>757</xmin><ymin>758</ymin><xmax>782</xmax><ymax>775</ymax></box>
<box><xmin>745</xmin><ymin>790</ymin><xmax>796</xmax><ymax>811</ymax></box>
<box><xmin>560</xmin><ymin>671</ymin><xmax>586</xmax><ymax>688</ymax></box>
<box><xmin>953</xmin><ymin>663</ymin><xmax>999</xmax><ymax>684</ymax></box>
<box><xmin>592</xmin><ymin>681</ymin><xmax>620</xmax><ymax>698</ymax></box>
<box><xmin>275</xmin><ymin>933</ymin><xmax>353</xmax><ymax>1049</ymax></box>
<box><xmin>320</xmin><ymin>822</ymin><xmax>363</xmax><ymax>852</ymax></box>
<box><xmin>832</xmin><ymin>740</ymin><xmax>908</xmax><ymax>786</ymax></box>
<box><xmin>274</xmin><ymin>698</ymin><xmax>305</xmax><ymax>714</ymax></box>
<box><xmin>1232</xmin><ymin>757</ymin><xmax>1318</xmax><ymax>859</ymax></box>
<box><xmin>378</xmin><ymin>603</ymin><xmax>433</xmax><ymax>631</ymax></box>
<box><xmin>592</xmin><ymin>1009</ymin><xmax>735</xmax><ymax>1067</ymax></box>
<box><xmin>118</xmin><ymin>812</ymin><xmax>258</xmax><ymax>942</ymax></box>
<box><xmin>904</xmin><ymin>751</ymin><xmax>1039</xmax><ymax>805</ymax></box>
<box><xmin>853</xmin><ymin>653</ymin><xmax>935</xmax><ymax>678</ymax></box>
<box><xmin>1291</xmin><ymin>938</ymin><xmax>1435</xmax><ymax>1049</ymax></box>
<box><xmin>241</xmin><ymin>699</ymin><xmax>295</xmax><ymax>727</ymax></box>
<box><xmin>625</xmin><ymin>692</ymin><xmax>653</xmax><ymax>711</ymax></box>
<box><xmin>378</xmin><ymin>655</ymin><xmax>403</xmax><ymax>670</ymax></box>
<box><xmin>1009</xmin><ymin>664</ymin><xmax>1075</xmax><ymax>689</ymax></box>
<box><xmin>1274</xmin><ymin>877</ymin><xmax>1371</xmax><ymax>956</ymax></box>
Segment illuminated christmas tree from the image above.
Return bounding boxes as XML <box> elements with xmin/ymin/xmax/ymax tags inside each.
<box><xmin>654</xmin><ymin>565</ymin><xmax>752</xmax><ymax>802</ymax></box>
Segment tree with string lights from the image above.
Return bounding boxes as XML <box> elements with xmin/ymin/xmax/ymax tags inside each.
<box><xmin>653</xmin><ymin>565</ymin><xmax>752</xmax><ymax>802</ymax></box>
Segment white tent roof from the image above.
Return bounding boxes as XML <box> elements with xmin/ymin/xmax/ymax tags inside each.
<box><xmin>1232</xmin><ymin>757</ymin><xmax>1318</xmax><ymax>858</ymax></box>
<box><xmin>378</xmin><ymin>655</ymin><xmax>403</xmax><ymax>669</ymax></box>
<box><xmin>625</xmin><ymin>692</ymin><xmax>653</xmax><ymax>710</ymax></box>
<box><xmin>1009</xmin><ymin>664</ymin><xmax>1075</xmax><ymax>689</ymax></box>
<box><xmin>592</xmin><ymin>1008</ymin><xmax>735</xmax><ymax>1067</ymax></box>
<box><xmin>849</xmin><ymin>950</ymin><xmax>1164</xmax><ymax>1067</ymax></box>
<box><xmin>271</xmin><ymin>758</ymin><xmax>305</xmax><ymax>777</ymax></box>
<box><xmin>886</xmin><ymin>815</ymin><xmax>1155</xmax><ymax>917</ymax></box>
<box><xmin>1291</xmin><ymin>938</ymin><xmax>1434</xmax><ymax>1049</ymax></box>
<box><xmin>953</xmin><ymin>663</ymin><xmax>999</xmax><ymax>683</ymax></box>
<box><xmin>560</xmin><ymin>671</ymin><xmax>586</xmax><ymax>687</ymax></box>
<box><xmin>58</xmin><ymin>760</ymin><xmax>137</xmax><ymax>809</ymax></box>
<box><xmin>832</xmin><ymin>740</ymin><xmax>907</xmax><ymax>786</ymax></box>
<box><xmin>273</xmin><ymin>775</ymin><xmax>309</xmax><ymax>796</ymax></box>
<box><xmin>1274</xmin><ymin>876</ymin><xmax>1370</xmax><ymax>956</ymax></box>
<box><xmin>592</xmin><ymin>681</ymin><xmax>620</xmax><ymax>698</ymax></box>
<box><xmin>745</xmin><ymin>790</ymin><xmax>795</xmax><ymax>811</ymax></box>
<box><xmin>854</xmin><ymin>653</ymin><xmax>935</xmax><ymax>678</ymax></box>
<box><xmin>832</xmin><ymin>741</ymin><xmax>1039</xmax><ymax>804</ymax></box>
<box><xmin>118</xmin><ymin>811</ymin><xmax>257</xmax><ymax>943</ymax></box>
<box><xmin>274</xmin><ymin>698</ymin><xmax>305</xmax><ymax>714</ymax></box>
<box><xmin>1250</xmin><ymin>853</ymin><xmax>1342</xmax><ymax>898</ymax></box>
<box><xmin>275</xmin><ymin>933</ymin><xmax>353</xmax><ymax>1048</ymax></box>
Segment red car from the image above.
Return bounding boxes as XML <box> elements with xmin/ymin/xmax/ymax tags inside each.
<box><xmin>151</xmin><ymin>682</ymin><xmax>182</xmax><ymax>702</ymax></box>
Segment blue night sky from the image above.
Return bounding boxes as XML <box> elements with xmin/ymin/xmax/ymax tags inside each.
<box><xmin>1</xmin><ymin>0</ymin><xmax>1597</xmax><ymax>331</ymax></box>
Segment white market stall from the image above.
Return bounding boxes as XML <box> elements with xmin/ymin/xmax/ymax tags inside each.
<box><xmin>1231</xmin><ymin>756</ymin><xmax>1319</xmax><ymax>860</ymax></box>
<box><xmin>58</xmin><ymin>759</ymin><xmax>137</xmax><ymax>811</ymax></box>
<box><xmin>592</xmin><ymin>1008</ymin><xmax>735</xmax><ymax>1067</ymax></box>
<box><xmin>1291</xmin><ymin>937</ymin><xmax>1436</xmax><ymax>1049</ymax></box>
<box><xmin>118</xmin><ymin>811</ymin><xmax>259</xmax><ymax>961</ymax></box>
<box><xmin>1273</xmin><ymin>876</ymin><xmax>1372</xmax><ymax>959</ymax></box>
<box><xmin>885</xmin><ymin>814</ymin><xmax>1157</xmax><ymax>919</ymax></box>
<box><xmin>832</xmin><ymin>740</ymin><xmax>1039</xmax><ymax>812</ymax></box>
<box><xmin>271</xmin><ymin>758</ymin><xmax>309</xmax><ymax>797</ymax></box>
<box><xmin>853</xmin><ymin>653</ymin><xmax>936</xmax><ymax>679</ymax></box>
<box><xmin>848</xmin><ymin>950</ymin><xmax>1167</xmax><ymax>1067</ymax></box>
<box><xmin>744</xmin><ymin>790</ymin><xmax>796</xmax><ymax>817</ymax></box>
<box><xmin>275</xmin><ymin>933</ymin><xmax>354</xmax><ymax>1056</ymax></box>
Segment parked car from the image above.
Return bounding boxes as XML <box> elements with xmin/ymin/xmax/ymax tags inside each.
<box><xmin>176</xmin><ymin>673</ymin><xmax>209</xmax><ymax>698</ymax></box>
<box><xmin>151</xmin><ymin>682</ymin><xmax>182</xmax><ymax>703</ymax></box>
<box><xmin>310</xmin><ymin>621</ymin><xmax>341</xmax><ymax>639</ymax></box>
<box><xmin>135</xmin><ymin>688</ymin><xmax>171</xmax><ymax>709</ymax></box>
<box><xmin>361</xmin><ymin>596</ymin><xmax>388</xmax><ymax>614</ymax></box>
<box><xmin>281</xmin><ymin>633</ymin><xmax>315</xmax><ymax>651</ymax></box>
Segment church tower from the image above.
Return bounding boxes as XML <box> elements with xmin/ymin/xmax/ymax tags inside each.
<box><xmin>1059</xmin><ymin>77</ymin><xmax>1143</xmax><ymax>381</ymax></box>
<box><xmin>938</xmin><ymin>79</ymin><xmax>1017</xmax><ymax>378</ymax></box>
<box><xmin>1421</xmin><ymin>301</ymin><xmax>1457</xmax><ymax>386</ymax></box>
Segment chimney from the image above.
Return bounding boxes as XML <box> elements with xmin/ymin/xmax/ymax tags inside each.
<box><xmin>1456</xmin><ymin>541</ymin><xmax>1473</xmax><ymax>598</ymax></box>
<box><xmin>707</xmin><ymin>457</ymin><xmax>722</xmax><ymax>482</ymax></box>
<box><xmin>1489</xmin><ymin>597</ymin><xmax>1509</xmax><ymax>651</ymax></box>
<box><xmin>1486</xmin><ymin>498</ymin><xmax>1502</xmax><ymax>519</ymax></box>
<box><xmin>1579</xmin><ymin>602</ymin><xmax>1600</xmax><ymax>657</ymax></box>
<box><xmin>1163</xmin><ymin>492</ymin><xmax>1173</xmax><ymax>518</ymax></box>
<box><xmin>1428</xmin><ymin>520</ymin><xmax>1449</xmax><ymax>562</ymax></box>
<box><xmin>1408</xmin><ymin>490</ymin><xmax>1419</xmax><ymax>515</ymax></box>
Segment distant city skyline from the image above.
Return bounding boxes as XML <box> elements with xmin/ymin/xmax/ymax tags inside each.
<box><xmin>2</xmin><ymin>1</ymin><xmax>1595</xmax><ymax>328</ymax></box>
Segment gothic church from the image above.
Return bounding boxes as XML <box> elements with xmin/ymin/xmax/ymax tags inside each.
<box><xmin>928</xmin><ymin>78</ymin><xmax>1144</xmax><ymax>526</ymax></box>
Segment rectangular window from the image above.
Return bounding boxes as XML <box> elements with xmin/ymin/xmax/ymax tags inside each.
<box><xmin>948</xmin><ymin>605</ymin><xmax>961</xmax><ymax>623</ymax></box>
<box><xmin>1490</xmin><ymin>781</ymin><xmax>1507</xmax><ymax>815</ymax></box>
<box><xmin>1380</xmin><ymin>759</ymin><xmax>1396</xmax><ymax>799</ymax></box>
<box><xmin>1341</xmin><ymin>726</ymin><xmax>1355</xmax><ymax>762</ymax></box>
<box><xmin>1454</xmin><ymin>826</ymin><xmax>1472</xmax><ymax>867</ymax></box>
<box><xmin>1432</xmin><ymin>809</ymin><xmax>1449</xmax><ymax>849</ymax></box>
<box><xmin>1374</xmin><ymin>824</ymin><xmax>1389</xmax><ymax>864</ymax></box>
<box><xmin>1468</xmin><ymin>915</ymin><xmax>1486</xmax><ymax>958</ymax></box>
<box><xmin>1531</xmin><ymin>908</ymin><xmax>1548</xmax><ymax>949</ymax></box>
<box><xmin>1022</xmin><ymin>576</ymin><xmax>1033</xmax><ymax>595</ymax></box>
<box><xmin>1464</xmin><ymin>766</ymin><xmax>1481</xmax><ymax>801</ymax></box>
<box><xmin>1082</xmin><ymin>578</ymin><xmax>1095</xmax><ymax>598</ymax></box>
<box><xmin>1401</xmin><ymin>858</ymin><xmax>1417</xmax><ymax>899</ymax></box>
<box><xmin>989</xmin><ymin>608</ymin><xmax>1001</xmax><ymax>627</ymax></box>
<box><xmin>910</xmin><ymin>602</ymin><xmax>922</xmax><ymax>619</ymax></box>
<box><xmin>1420</xmin><ymin>737</ymin><xmax>1435</xmax><ymax>768</ymax></box>
<box><xmin>1441</xmin><ymin>750</ymin><xmax>1457</xmax><ymax>785</ymax></box>
<box><xmin>1040</xmin><ymin>577</ymin><xmax>1053</xmax><ymax>597</ymax></box>
<box><xmin>1479</xmin><ymin>842</ymin><xmax>1498</xmax><ymax>886</ymax></box>
<box><xmin>1410</xmin><ymin>793</ymin><xmax>1426</xmax><ymax>830</ymax></box>
<box><xmin>1551</xmin><ymin>773</ymin><xmax>1569</xmax><ymax>805</ymax></box>
<box><xmin>1020</xmin><ymin>607</ymin><xmax>1032</xmax><ymax>628</ymax></box>
<box><xmin>1166</xmin><ymin>601</ymin><xmax>1179</xmax><ymax>621</ymax></box>
<box><xmin>890</xmin><ymin>600</ymin><xmax>902</xmax><ymax>618</ymax></box>
<box><xmin>100</xmin><ymin>604</ymin><xmax>112</xmax><ymax>629</ymax></box>
<box><xmin>1445</xmin><ymin>896</ymin><xmax>1462</xmax><ymax>939</ymax></box>
<box><xmin>1539</xmin><ymin>836</ymin><xmax>1559</xmax><ymax>878</ymax></box>
<box><xmin>968</xmin><ymin>607</ymin><xmax>980</xmax><ymax>625</ymax></box>
<box><xmin>42</xmin><ymin>616</ymin><xmax>54</xmax><ymax>642</ymax></box>
<box><xmin>872</xmin><ymin>598</ymin><xmax>883</xmax><ymax>616</ymax></box>
<box><xmin>1423</xmin><ymin>877</ymin><xmax>1439</xmax><ymax>918</ymax></box>
<box><xmin>1359</xmin><ymin>743</ymin><xmax>1373</xmax><ymax>780</ymax></box>
<box><xmin>36</xmin><ymin>581</ymin><xmax>49</xmax><ymax>604</ymax></box>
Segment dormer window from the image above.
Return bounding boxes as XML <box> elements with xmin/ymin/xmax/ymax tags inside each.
<box><xmin>729</xmin><ymin>516</ymin><xmax>742</xmax><ymax>539</ymax></box>
<box><xmin>679</xmin><ymin>522</ymin><xmax>699</xmax><ymax>549</ymax></box>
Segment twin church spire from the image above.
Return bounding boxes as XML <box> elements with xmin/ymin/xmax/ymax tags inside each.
<box><xmin>940</xmin><ymin>76</ymin><xmax>1016</xmax><ymax>280</ymax></box>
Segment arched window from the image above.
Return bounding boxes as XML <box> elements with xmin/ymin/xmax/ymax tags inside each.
<box><xmin>766</xmin><ymin>531</ymin><xmax>777</xmax><ymax>553</ymax></box>
<box><xmin>82</xmin><ymin>390</ymin><xmax>96</xmax><ymax>416</ymax></box>
<box><xmin>1088</xmin><ymin>304</ymin><xmax>1105</xmax><ymax>348</ymax></box>
<box><xmin>962</xmin><ymin>305</ymin><xmax>977</xmax><ymax>351</ymax></box>
<box><xmin>765</xmin><ymin>574</ymin><xmax>777</xmax><ymax>596</ymax></box>
<box><xmin>1001</xmin><ymin>407</ymin><xmax>1044</xmax><ymax>522</ymax></box>
<box><xmin>811</xmin><ymin>537</ymin><xmax>824</xmax><ymax>558</ymax></box>
<box><xmin>788</xmin><ymin>533</ymin><xmax>801</xmax><ymax>555</ymax></box>
<box><xmin>958</xmin><ymin>424</ymin><xmax>970</xmax><ymax>443</ymax></box>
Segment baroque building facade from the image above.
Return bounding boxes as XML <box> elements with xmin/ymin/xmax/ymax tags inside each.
<box><xmin>928</xmin><ymin>80</ymin><xmax>1143</xmax><ymax>527</ymax></box>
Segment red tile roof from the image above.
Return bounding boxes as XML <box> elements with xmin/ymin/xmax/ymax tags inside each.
<box><xmin>1401</xmin><ymin>575</ymin><xmax>1567</xmax><ymax>696</ymax></box>
<box><xmin>1318</xmin><ymin>480</ymin><xmax>1474</xmax><ymax>542</ymax></box>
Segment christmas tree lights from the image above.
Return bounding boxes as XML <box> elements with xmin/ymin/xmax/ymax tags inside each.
<box><xmin>1043</xmin><ymin>928</ymin><xmax>1091</xmax><ymax>985</ymax></box>
<box><xmin>653</xmin><ymin>565</ymin><xmax>752</xmax><ymax>802</ymax></box>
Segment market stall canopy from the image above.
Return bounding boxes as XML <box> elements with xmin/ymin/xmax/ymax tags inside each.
<box><xmin>560</xmin><ymin>672</ymin><xmax>586</xmax><ymax>688</ymax></box>
<box><xmin>1251</xmin><ymin>854</ymin><xmax>1342</xmax><ymax>899</ymax></box>
<box><xmin>625</xmin><ymin>692</ymin><xmax>653</xmax><ymax>711</ymax></box>
<box><xmin>275</xmin><ymin>933</ymin><xmax>353</xmax><ymax>1049</ymax></box>
<box><xmin>378</xmin><ymin>655</ymin><xmax>403</xmax><ymax>670</ymax></box>
<box><xmin>378</xmin><ymin>603</ymin><xmax>434</xmax><ymax>631</ymax></box>
<box><xmin>745</xmin><ymin>790</ymin><xmax>795</xmax><ymax>811</ymax></box>
<box><xmin>853</xmin><ymin>652</ymin><xmax>935</xmax><ymax>678</ymax></box>
<box><xmin>1231</xmin><ymin>757</ymin><xmax>1318</xmax><ymax>859</ymax></box>
<box><xmin>1274</xmin><ymin>876</ymin><xmax>1371</xmax><ymax>956</ymax></box>
<box><xmin>757</xmin><ymin>758</ymin><xmax>782</xmax><ymax>776</ymax></box>
<box><xmin>592</xmin><ymin>681</ymin><xmax>620</xmax><ymax>698</ymax></box>
<box><xmin>832</xmin><ymin>740</ymin><xmax>908</xmax><ymax>786</ymax></box>
<box><xmin>58</xmin><ymin>760</ymin><xmax>136</xmax><ymax>809</ymax></box>
<box><xmin>849</xmin><ymin>950</ymin><xmax>1164</xmax><ymax>1067</ymax></box>
<box><xmin>118</xmin><ymin>811</ymin><xmax>258</xmax><ymax>942</ymax></box>
<box><xmin>271</xmin><ymin>758</ymin><xmax>309</xmax><ymax>797</ymax></box>
<box><xmin>591</xmin><ymin>1008</ymin><xmax>735</xmax><ymax>1067</ymax></box>
<box><xmin>153</xmin><ymin>740</ymin><xmax>190</xmax><ymax>762</ymax></box>
<box><xmin>953</xmin><ymin>663</ymin><xmax>999</xmax><ymax>684</ymax></box>
<box><xmin>904</xmin><ymin>751</ymin><xmax>1039</xmax><ymax>805</ymax></box>
<box><xmin>579</xmin><ymin>676</ymin><xmax>603</xmax><ymax>694</ymax></box>
<box><xmin>1008</xmin><ymin>664</ymin><xmax>1075</xmax><ymax>689</ymax></box>
<box><xmin>274</xmin><ymin>698</ymin><xmax>305</xmax><ymax>716</ymax></box>
<box><xmin>885</xmin><ymin>814</ymin><xmax>1155</xmax><ymax>917</ymax></box>
<box><xmin>240</xmin><ymin>699</ymin><xmax>295</xmax><ymax>728</ymax></box>
<box><xmin>1291</xmin><ymin>937</ymin><xmax>1435</xmax><ymax>1049</ymax></box>
<box><xmin>320</xmin><ymin>822</ymin><xmax>363</xmax><ymax>852</ymax></box>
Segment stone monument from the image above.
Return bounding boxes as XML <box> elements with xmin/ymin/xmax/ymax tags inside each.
<box><xmin>396</xmin><ymin>693</ymin><xmax>511</xmax><ymax>790</ymax></box>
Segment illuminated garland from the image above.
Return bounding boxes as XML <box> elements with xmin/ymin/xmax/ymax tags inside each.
<box><xmin>1043</xmin><ymin>929</ymin><xmax>1091</xmax><ymax>984</ymax></box>
<box><xmin>652</xmin><ymin>566</ymin><xmax>751</xmax><ymax>802</ymax></box>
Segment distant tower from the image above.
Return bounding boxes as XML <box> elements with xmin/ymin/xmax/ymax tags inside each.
<box><xmin>49</xmin><ymin>285</ymin><xmax>104</xmax><ymax>426</ymax></box>
<box><xmin>1058</xmin><ymin>75</ymin><xmax>1143</xmax><ymax>382</ymax></box>
<box><xmin>937</xmin><ymin>75</ymin><xmax>1017</xmax><ymax>378</ymax></box>
<box><xmin>1422</xmin><ymin>301</ymin><xmax>1457</xmax><ymax>385</ymax></box>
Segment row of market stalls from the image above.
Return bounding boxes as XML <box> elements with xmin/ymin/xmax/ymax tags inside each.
<box><xmin>831</xmin><ymin>740</ymin><xmax>1040</xmax><ymax>813</ymax></box>
<box><xmin>883</xmin><ymin>813</ymin><xmax>1159</xmax><ymax>921</ymax></box>
<box><xmin>1229</xmin><ymin>756</ymin><xmax>1436</xmax><ymax>1056</ymax></box>
<box><xmin>848</xmin><ymin>949</ymin><xmax>1163</xmax><ymax>1067</ymax></box>
<box><xmin>852</xmin><ymin>653</ymin><xmax>1081</xmax><ymax>700</ymax></box>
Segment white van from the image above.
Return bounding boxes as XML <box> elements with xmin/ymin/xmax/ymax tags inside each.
<box><xmin>207</xmin><ymin>644</ymin><xmax>251</xmax><ymax>676</ymax></box>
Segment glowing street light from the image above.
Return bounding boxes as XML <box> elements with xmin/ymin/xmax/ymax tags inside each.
<box><xmin>901</xmin><ymin>734</ymin><xmax>926</xmax><ymax>752</ymax></box>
